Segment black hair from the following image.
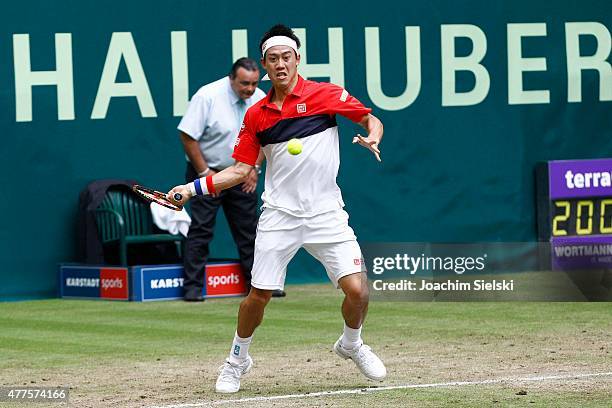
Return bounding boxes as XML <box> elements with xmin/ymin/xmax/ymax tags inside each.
<box><xmin>259</xmin><ymin>24</ymin><xmax>301</xmax><ymax>57</ymax></box>
<box><xmin>229</xmin><ymin>57</ymin><xmax>259</xmax><ymax>79</ymax></box>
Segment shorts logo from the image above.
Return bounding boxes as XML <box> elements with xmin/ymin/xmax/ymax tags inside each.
<box><xmin>297</xmin><ymin>103</ymin><xmax>306</xmax><ymax>113</ymax></box>
<box><xmin>233</xmin><ymin>345</ymin><xmax>241</xmax><ymax>356</ymax></box>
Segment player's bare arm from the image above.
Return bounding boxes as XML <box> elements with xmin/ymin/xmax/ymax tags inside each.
<box><xmin>242</xmin><ymin>150</ymin><xmax>265</xmax><ymax>194</ymax></box>
<box><xmin>353</xmin><ymin>113</ymin><xmax>383</xmax><ymax>162</ymax></box>
<box><xmin>167</xmin><ymin>161</ymin><xmax>253</xmax><ymax>204</ymax></box>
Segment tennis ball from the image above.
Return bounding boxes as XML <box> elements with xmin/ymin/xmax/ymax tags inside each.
<box><xmin>287</xmin><ymin>138</ymin><xmax>302</xmax><ymax>155</ymax></box>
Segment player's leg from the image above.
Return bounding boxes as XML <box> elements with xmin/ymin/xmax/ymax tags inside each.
<box><xmin>183</xmin><ymin>163</ymin><xmax>221</xmax><ymax>301</ymax></box>
<box><xmin>236</xmin><ymin>287</ymin><xmax>272</xmax><ymax>337</ymax></box>
<box><xmin>338</xmin><ymin>271</ymin><xmax>369</xmax><ymax>337</ymax></box>
<box><xmin>338</xmin><ymin>273</ymin><xmax>386</xmax><ymax>381</ymax></box>
<box><xmin>216</xmin><ymin>209</ymin><xmax>301</xmax><ymax>393</ymax></box>
<box><xmin>215</xmin><ymin>287</ymin><xmax>272</xmax><ymax>393</ymax></box>
<box><xmin>304</xmin><ymin>240</ymin><xmax>386</xmax><ymax>381</ymax></box>
<box><xmin>303</xmin><ymin>209</ymin><xmax>386</xmax><ymax>381</ymax></box>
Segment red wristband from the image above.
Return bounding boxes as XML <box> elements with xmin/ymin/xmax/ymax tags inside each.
<box><xmin>206</xmin><ymin>174</ymin><xmax>216</xmax><ymax>194</ymax></box>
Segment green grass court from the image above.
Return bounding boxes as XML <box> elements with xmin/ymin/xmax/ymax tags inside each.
<box><xmin>1</xmin><ymin>284</ymin><xmax>611</xmax><ymax>407</ymax></box>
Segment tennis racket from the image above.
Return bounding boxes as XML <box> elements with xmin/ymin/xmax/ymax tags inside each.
<box><xmin>132</xmin><ymin>184</ymin><xmax>183</xmax><ymax>211</ymax></box>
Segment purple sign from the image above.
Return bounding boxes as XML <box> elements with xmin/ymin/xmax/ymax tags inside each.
<box><xmin>551</xmin><ymin>236</ymin><xmax>612</xmax><ymax>270</ymax></box>
<box><xmin>549</xmin><ymin>158</ymin><xmax>612</xmax><ymax>199</ymax></box>
<box><xmin>548</xmin><ymin>159</ymin><xmax>612</xmax><ymax>270</ymax></box>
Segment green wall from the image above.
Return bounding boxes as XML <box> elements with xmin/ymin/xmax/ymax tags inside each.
<box><xmin>1</xmin><ymin>1</ymin><xmax>610</xmax><ymax>298</ymax></box>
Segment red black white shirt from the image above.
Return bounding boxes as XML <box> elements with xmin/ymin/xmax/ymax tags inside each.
<box><xmin>233</xmin><ymin>76</ymin><xmax>371</xmax><ymax>217</ymax></box>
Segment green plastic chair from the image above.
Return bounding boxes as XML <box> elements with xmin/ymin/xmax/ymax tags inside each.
<box><xmin>94</xmin><ymin>189</ymin><xmax>184</xmax><ymax>265</ymax></box>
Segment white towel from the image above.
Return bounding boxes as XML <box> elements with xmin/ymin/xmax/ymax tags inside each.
<box><xmin>150</xmin><ymin>202</ymin><xmax>191</xmax><ymax>237</ymax></box>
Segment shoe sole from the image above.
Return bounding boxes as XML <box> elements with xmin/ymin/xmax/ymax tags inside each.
<box><xmin>215</xmin><ymin>387</ymin><xmax>238</xmax><ymax>394</ymax></box>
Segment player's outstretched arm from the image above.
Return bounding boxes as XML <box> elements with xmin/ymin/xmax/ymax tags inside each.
<box><xmin>354</xmin><ymin>113</ymin><xmax>384</xmax><ymax>162</ymax></box>
<box><xmin>167</xmin><ymin>161</ymin><xmax>253</xmax><ymax>205</ymax></box>
<box><xmin>241</xmin><ymin>150</ymin><xmax>265</xmax><ymax>194</ymax></box>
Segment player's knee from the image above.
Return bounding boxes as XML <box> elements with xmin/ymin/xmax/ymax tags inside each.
<box><xmin>246</xmin><ymin>287</ymin><xmax>273</xmax><ymax>306</ymax></box>
<box><xmin>346</xmin><ymin>284</ymin><xmax>369</xmax><ymax>306</ymax></box>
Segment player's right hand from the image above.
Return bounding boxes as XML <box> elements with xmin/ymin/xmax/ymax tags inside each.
<box><xmin>167</xmin><ymin>184</ymin><xmax>192</xmax><ymax>206</ymax></box>
<box><xmin>353</xmin><ymin>134</ymin><xmax>382</xmax><ymax>162</ymax></box>
<box><xmin>242</xmin><ymin>168</ymin><xmax>258</xmax><ymax>194</ymax></box>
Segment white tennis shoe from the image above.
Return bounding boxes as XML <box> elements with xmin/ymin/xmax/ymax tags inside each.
<box><xmin>215</xmin><ymin>356</ymin><xmax>253</xmax><ymax>393</ymax></box>
<box><xmin>333</xmin><ymin>337</ymin><xmax>387</xmax><ymax>381</ymax></box>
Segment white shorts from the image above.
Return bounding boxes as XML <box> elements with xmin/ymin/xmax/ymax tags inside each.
<box><xmin>250</xmin><ymin>208</ymin><xmax>366</xmax><ymax>290</ymax></box>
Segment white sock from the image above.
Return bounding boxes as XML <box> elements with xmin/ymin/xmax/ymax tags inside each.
<box><xmin>228</xmin><ymin>331</ymin><xmax>252</xmax><ymax>365</ymax></box>
<box><xmin>341</xmin><ymin>323</ymin><xmax>362</xmax><ymax>350</ymax></box>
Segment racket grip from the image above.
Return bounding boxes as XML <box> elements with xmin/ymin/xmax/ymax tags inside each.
<box><xmin>173</xmin><ymin>193</ymin><xmax>183</xmax><ymax>201</ymax></box>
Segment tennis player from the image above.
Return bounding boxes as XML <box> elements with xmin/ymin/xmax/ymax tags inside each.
<box><xmin>168</xmin><ymin>24</ymin><xmax>386</xmax><ymax>393</ymax></box>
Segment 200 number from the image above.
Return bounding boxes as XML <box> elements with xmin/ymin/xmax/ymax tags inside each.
<box><xmin>552</xmin><ymin>199</ymin><xmax>612</xmax><ymax>236</ymax></box>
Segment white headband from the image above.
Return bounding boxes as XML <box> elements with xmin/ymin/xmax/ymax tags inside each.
<box><xmin>261</xmin><ymin>35</ymin><xmax>300</xmax><ymax>57</ymax></box>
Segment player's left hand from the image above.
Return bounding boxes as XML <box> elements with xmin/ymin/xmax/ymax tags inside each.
<box><xmin>353</xmin><ymin>134</ymin><xmax>381</xmax><ymax>162</ymax></box>
<box><xmin>242</xmin><ymin>168</ymin><xmax>258</xmax><ymax>193</ymax></box>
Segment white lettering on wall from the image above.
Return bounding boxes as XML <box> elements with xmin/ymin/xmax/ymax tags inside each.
<box><xmin>91</xmin><ymin>32</ymin><xmax>157</xmax><ymax>119</ymax></box>
<box><xmin>171</xmin><ymin>31</ymin><xmax>189</xmax><ymax>117</ymax></box>
<box><xmin>441</xmin><ymin>24</ymin><xmax>490</xmax><ymax>107</ymax></box>
<box><xmin>232</xmin><ymin>29</ymin><xmax>249</xmax><ymax>62</ymax></box>
<box><xmin>365</xmin><ymin>26</ymin><xmax>421</xmax><ymax>111</ymax></box>
<box><xmin>565</xmin><ymin>22</ymin><xmax>611</xmax><ymax>102</ymax></box>
<box><xmin>507</xmin><ymin>23</ymin><xmax>549</xmax><ymax>105</ymax></box>
<box><xmin>13</xmin><ymin>33</ymin><xmax>74</xmax><ymax>122</ymax></box>
<box><xmin>294</xmin><ymin>27</ymin><xmax>345</xmax><ymax>86</ymax></box>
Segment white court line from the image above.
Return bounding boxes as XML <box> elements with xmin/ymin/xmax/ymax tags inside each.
<box><xmin>148</xmin><ymin>371</ymin><xmax>612</xmax><ymax>408</ymax></box>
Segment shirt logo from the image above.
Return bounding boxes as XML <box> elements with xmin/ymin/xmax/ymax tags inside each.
<box><xmin>297</xmin><ymin>103</ymin><xmax>307</xmax><ymax>114</ymax></box>
<box><xmin>354</xmin><ymin>258</ymin><xmax>363</xmax><ymax>266</ymax></box>
<box><xmin>340</xmin><ymin>89</ymin><xmax>349</xmax><ymax>102</ymax></box>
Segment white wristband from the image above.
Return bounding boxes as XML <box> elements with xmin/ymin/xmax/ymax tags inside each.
<box><xmin>191</xmin><ymin>177</ymin><xmax>210</xmax><ymax>196</ymax></box>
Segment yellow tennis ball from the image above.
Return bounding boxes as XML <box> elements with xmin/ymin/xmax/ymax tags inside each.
<box><xmin>287</xmin><ymin>138</ymin><xmax>302</xmax><ymax>155</ymax></box>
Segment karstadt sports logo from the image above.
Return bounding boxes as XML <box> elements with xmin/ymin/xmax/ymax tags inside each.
<box><xmin>101</xmin><ymin>278</ymin><xmax>123</xmax><ymax>290</ymax></box>
<box><xmin>100</xmin><ymin>268</ymin><xmax>129</xmax><ymax>299</ymax></box>
<box><xmin>66</xmin><ymin>277</ymin><xmax>99</xmax><ymax>287</ymax></box>
<box><xmin>151</xmin><ymin>278</ymin><xmax>184</xmax><ymax>289</ymax></box>
<box><xmin>206</xmin><ymin>264</ymin><xmax>247</xmax><ymax>296</ymax></box>
<box><xmin>207</xmin><ymin>273</ymin><xmax>241</xmax><ymax>288</ymax></box>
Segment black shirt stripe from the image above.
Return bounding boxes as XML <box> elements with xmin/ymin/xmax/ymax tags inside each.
<box><xmin>257</xmin><ymin>114</ymin><xmax>337</xmax><ymax>147</ymax></box>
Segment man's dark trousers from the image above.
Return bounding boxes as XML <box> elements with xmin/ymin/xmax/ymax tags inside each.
<box><xmin>183</xmin><ymin>163</ymin><xmax>257</xmax><ymax>299</ymax></box>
